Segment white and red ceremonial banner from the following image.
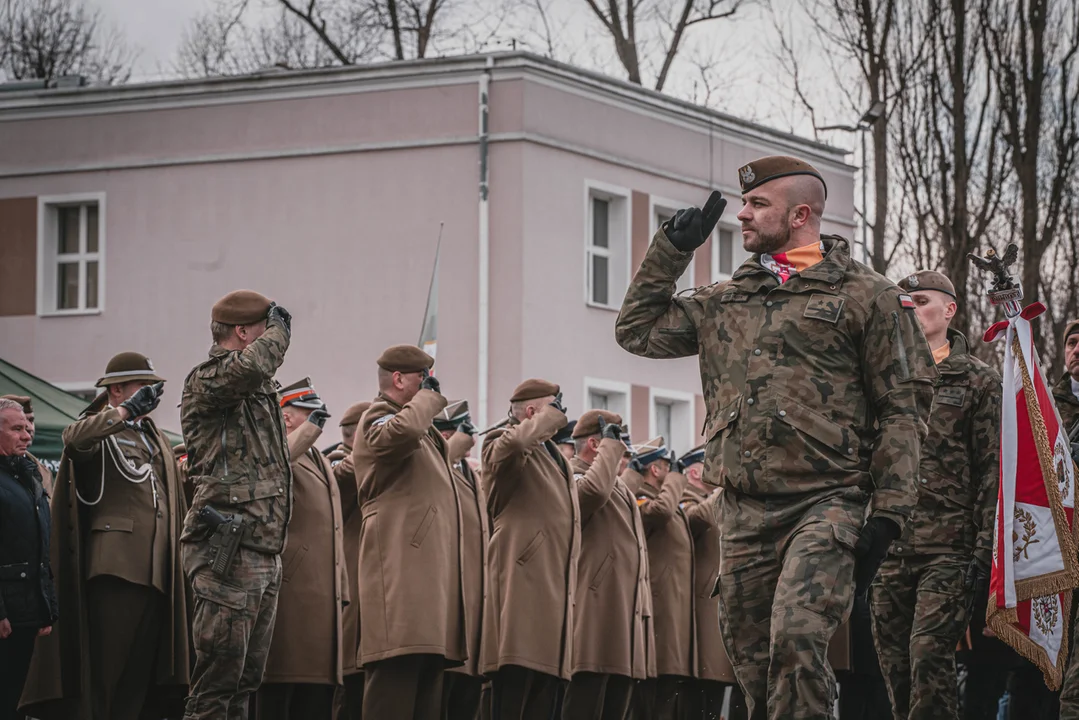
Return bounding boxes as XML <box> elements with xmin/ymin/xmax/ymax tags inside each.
<box><xmin>984</xmin><ymin>302</ymin><xmax>1079</xmax><ymax>689</ymax></box>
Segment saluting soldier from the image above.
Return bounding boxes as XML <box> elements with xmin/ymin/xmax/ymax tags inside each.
<box><xmin>256</xmin><ymin>379</ymin><xmax>348</xmax><ymax>720</ymax></box>
<box><xmin>869</xmin><ymin>271</ymin><xmax>1000</xmax><ymax>720</ymax></box>
<box><xmin>481</xmin><ymin>380</ymin><xmax>577</xmax><ymax>719</ymax></box>
<box><xmin>434</xmin><ymin>400</ymin><xmax>489</xmax><ymax>720</ymax></box>
<box><xmin>180</xmin><ymin>290</ymin><xmax>293</xmax><ymax>720</ymax></box>
<box><xmin>678</xmin><ymin>445</ymin><xmax>746</xmax><ymax>720</ymax></box>
<box><xmin>21</xmin><ymin>353</ymin><xmax>190</xmax><ymax>720</ymax></box>
<box><xmin>562</xmin><ymin>410</ymin><xmax>651</xmax><ymax>720</ymax></box>
<box><xmin>0</xmin><ymin>396</ymin><xmax>52</xmax><ymax>496</ymax></box>
<box><xmin>553</xmin><ymin>420</ymin><xmax>577</xmax><ymax>463</ymax></box>
<box><xmin>630</xmin><ymin>438</ymin><xmax>718</xmax><ymax>719</ymax></box>
<box><xmin>351</xmin><ymin>346</ymin><xmax>466</xmax><ymax>720</ymax></box>
<box><xmin>334</xmin><ymin>400</ymin><xmax>372</xmax><ymax>720</ymax></box>
<box><xmin>615</xmin><ymin>156</ymin><xmax>937</xmax><ymax>719</ymax></box>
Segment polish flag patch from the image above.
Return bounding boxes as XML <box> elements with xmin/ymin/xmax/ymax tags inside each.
<box><xmin>899</xmin><ymin>294</ymin><xmax>916</xmax><ymax>309</ymax></box>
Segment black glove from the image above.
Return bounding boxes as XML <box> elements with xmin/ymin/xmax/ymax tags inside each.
<box><xmin>459</xmin><ymin>421</ymin><xmax>477</xmax><ymax>436</ymax></box>
<box><xmin>420</xmin><ymin>372</ymin><xmax>441</xmax><ymax>394</ymax></box>
<box><xmin>549</xmin><ymin>392</ymin><xmax>567</xmax><ymax>415</ymax></box>
<box><xmin>307</xmin><ymin>406</ymin><xmax>330</xmax><ymax>429</ymax></box>
<box><xmin>599</xmin><ymin>416</ymin><xmax>621</xmax><ymax>441</ymax></box>
<box><xmin>121</xmin><ymin>382</ymin><xmax>164</xmax><ymax>419</ymax></box>
<box><xmin>964</xmin><ymin>557</ymin><xmax>991</xmax><ymax>594</ymax></box>
<box><xmin>664</xmin><ymin>191</ymin><xmax>727</xmax><ymax>252</ymax></box>
<box><xmin>671</xmin><ymin>451</ymin><xmax>686</xmax><ymax>474</ymax></box>
<box><xmin>852</xmin><ymin>516</ymin><xmax>901</xmax><ymax>599</ymax></box>
<box><xmin>629</xmin><ymin>457</ymin><xmax>645</xmax><ymax>474</ymax></box>
<box><xmin>266</xmin><ymin>302</ymin><xmax>292</xmax><ymax>337</ymax></box>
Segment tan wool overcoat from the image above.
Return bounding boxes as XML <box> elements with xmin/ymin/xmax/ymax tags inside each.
<box><xmin>352</xmin><ymin>390</ymin><xmax>466</xmax><ymax>667</ymax></box>
<box><xmin>333</xmin><ymin>438</ymin><xmax>363</xmax><ymax>677</ymax></box>
<box><xmin>570</xmin><ymin>443</ymin><xmax>653</xmax><ymax>680</ymax></box>
<box><xmin>447</xmin><ymin>431</ymin><xmax>490</xmax><ymax>677</ymax></box>
<box><xmin>681</xmin><ymin>484</ymin><xmax>733</xmax><ymax>683</ymax></box>
<box><xmin>632</xmin><ymin>470</ymin><xmax>702</xmax><ymax>679</ymax></box>
<box><xmin>481</xmin><ymin>405</ymin><xmax>580</xmax><ymax>680</ymax></box>
<box><xmin>263</xmin><ymin>422</ymin><xmax>349</xmax><ymax>685</ymax></box>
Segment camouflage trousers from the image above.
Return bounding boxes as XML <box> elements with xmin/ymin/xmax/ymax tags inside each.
<box><xmin>869</xmin><ymin>554</ymin><xmax>971</xmax><ymax>720</ymax></box>
<box><xmin>716</xmin><ymin>487</ymin><xmax>864</xmax><ymax>720</ymax></box>
<box><xmin>181</xmin><ymin>541</ymin><xmax>282</xmax><ymax>720</ymax></box>
<box><xmin>1060</xmin><ymin>593</ymin><xmax>1079</xmax><ymax>719</ymax></box>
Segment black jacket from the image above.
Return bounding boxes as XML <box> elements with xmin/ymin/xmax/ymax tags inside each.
<box><xmin>0</xmin><ymin>455</ymin><xmax>57</xmax><ymax>628</ymax></box>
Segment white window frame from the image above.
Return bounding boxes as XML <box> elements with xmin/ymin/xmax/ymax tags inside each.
<box><xmin>582</xmin><ymin>376</ymin><xmax>631</xmax><ymax>419</ymax></box>
<box><xmin>648</xmin><ymin>387</ymin><xmax>695</xmax><ymax>456</ymax></box>
<box><xmin>37</xmin><ymin>192</ymin><xmax>106</xmax><ymax>316</ymax></box>
<box><xmin>583</xmin><ymin>180</ymin><xmax>632</xmax><ymax>311</ymax></box>
<box><xmin>711</xmin><ymin>221</ymin><xmax>745</xmax><ymax>283</ymax></box>
<box><xmin>650</xmin><ymin>195</ymin><xmax>696</xmax><ymax>294</ymax></box>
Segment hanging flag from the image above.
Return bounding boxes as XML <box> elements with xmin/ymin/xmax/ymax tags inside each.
<box><xmin>984</xmin><ymin>301</ymin><xmax>1079</xmax><ymax>689</ymax></box>
<box><xmin>419</xmin><ymin>223</ymin><xmax>444</xmax><ymax>362</ymax></box>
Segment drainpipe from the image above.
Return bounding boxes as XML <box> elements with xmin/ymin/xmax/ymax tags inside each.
<box><xmin>477</xmin><ymin>56</ymin><xmax>493</xmax><ymax>433</ymax></box>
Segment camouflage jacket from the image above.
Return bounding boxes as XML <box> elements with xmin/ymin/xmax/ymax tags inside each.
<box><xmin>1053</xmin><ymin>373</ymin><xmax>1079</xmax><ymax>438</ymax></box>
<box><xmin>615</xmin><ymin>230</ymin><xmax>937</xmax><ymax>529</ymax></box>
<box><xmin>892</xmin><ymin>331</ymin><xmax>1001</xmax><ymax>566</ymax></box>
<box><xmin>180</xmin><ymin>323</ymin><xmax>292</xmax><ymax>554</ymax></box>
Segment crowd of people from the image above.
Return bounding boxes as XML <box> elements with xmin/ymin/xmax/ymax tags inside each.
<box><xmin>1</xmin><ymin>153</ymin><xmax>1079</xmax><ymax>720</ymax></box>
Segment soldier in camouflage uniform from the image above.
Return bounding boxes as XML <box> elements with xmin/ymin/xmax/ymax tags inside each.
<box><xmin>180</xmin><ymin>290</ymin><xmax>293</xmax><ymax>720</ymax></box>
<box><xmin>615</xmin><ymin>155</ymin><xmax>936</xmax><ymax>720</ymax></box>
<box><xmin>868</xmin><ymin>270</ymin><xmax>1001</xmax><ymax>720</ymax></box>
<box><xmin>1051</xmin><ymin>320</ymin><xmax>1079</xmax><ymax>718</ymax></box>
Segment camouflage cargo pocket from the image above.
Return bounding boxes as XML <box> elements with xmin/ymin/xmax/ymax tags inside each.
<box><xmin>190</xmin><ymin>569</ymin><xmax>248</xmax><ymax>656</ymax></box>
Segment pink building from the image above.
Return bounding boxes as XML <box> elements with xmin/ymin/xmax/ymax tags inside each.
<box><xmin>0</xmin><ymin>52</ymin><xmax>855</xmax><ymax>453</ymax></box>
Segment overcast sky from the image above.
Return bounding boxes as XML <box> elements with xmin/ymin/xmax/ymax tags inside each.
<box><xmin>88</xmin><ymin>0</ymin><xmax>861</xmax><ymax>149</ymax></box>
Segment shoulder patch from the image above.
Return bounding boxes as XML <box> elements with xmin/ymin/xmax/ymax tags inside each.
<box><xmin>371</xmin><ymin>414</ymin><xmax>396</xmax><ymax>427</ymax></box>
<box><xmin>899</xmin><ymin>294</ymin><xmax>916</xmax><ymax>310</ymax></box>
<box><xmin>573</xmin><ymin>473</ymin><xmax>585</xmax><ymax>480</ymax></box>
<box><xmin>636</xmin><ymin>495</ymin><xmax>649</xmax><ymax>506</ymax></box>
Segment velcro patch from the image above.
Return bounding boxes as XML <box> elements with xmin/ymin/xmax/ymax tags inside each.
<box><xmin>719</xmin><ymin>291</ymin><xmax>750</xmax><ymax>303</ymax></box>
<box><xmin>936</xmin><ymin>386</ymin><xmax>967</xmax><ymax>407</ymax></box>
<box><xmin>899</xmin><ymin>294</ymin><xmax>916</xmax><ymax>309</ymax></box>
<box><xmin>803</xmin><ymin>294</ymin><xmax>845</xmax><ymax>324</ymax></box>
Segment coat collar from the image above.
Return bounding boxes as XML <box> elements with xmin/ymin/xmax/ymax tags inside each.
<box><xmin>935</xmin><ymin>329</ymin><xmax>972</xmax><ymax>376</ymax></box>
<box><xmin>1054</xmin><ymin>373</ymin><xmax>1079</xmax><ymax>407</ymax></box>
<box><xmin>732</xmin><ymin>234</ymin><xmax>851</xmax><ymax>286</ymax></box>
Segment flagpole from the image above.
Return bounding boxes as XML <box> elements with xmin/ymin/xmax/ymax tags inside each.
<box><xmin>418</xmin><ymin>222</ymin><xmax>444</xmax><ymax>355</ymax></box>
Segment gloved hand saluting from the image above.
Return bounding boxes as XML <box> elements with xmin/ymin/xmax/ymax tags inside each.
<box><xmin>853</xmin><ymin>516</ymin><xmax>901</xmax><ymax>599</ymax></box>
<box><xmin>664</xmin><ymin>190</ymin><xmax>728</xmax><ymax>253</ymax></box>
<box><xmin>307</xmin><ymin>405</ymin><xmax>331</xmax><ymax>429</ymax></box>
<box><xmin>121</xmin><ymin>382</ymin><xmax>165</xmax><ymax>420</ymax></box>
<box><xmin>420</xmin><ymin>370</ymin><xmax>441</xmax><ymax>395</ymax></box>
<box><xmin>549</xmin><ymin>392</ymin><xmax>568</xmax><ymax>415</ymax></box>
<box><xmin>599</xmin><ymin>416</ymin><xmax>621</xmax><ymax>441</ymax></box>
<box><xmin>267</xmin><ymin>302</ymin><xmax>292</xmax><ymax>338</ymax></box>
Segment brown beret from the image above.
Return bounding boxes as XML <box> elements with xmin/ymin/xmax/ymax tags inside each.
<box><xmin>1064</xmin><ymin>320</ymin><xmax>1079</xmax><ymax>346</ymax></box>
<box><xmin>377</xmin><ymin>345</ymin><xmax>434</xmax><ymax>373</ymax></box>
<box><xmin>897</xmin><ymin>270</ymin><xmax>956</xmax><ymax>298</ymax></box>
<box><xmin>96</xmin><ymin>352</ymin><xmax>165</xmax><ymax>388</ymax></box>
<box><xmin>572</xmin><ymin>410</ymin><xmax>624</xmax><ymax>438</ymax></box>
<box><xmin>340</xmin><ymin>401</ymin><xmax>371</xmax><ymax>427</ymax></box>
<box><xmin>738</xmin><ymin>155</ymin><xmax>827</xmax><ymax>198</ymax></box>
<box><xmin>1</xmin><ymin>395</ymin><xmax>32</xmax><ymax>414</ymax></box>
<box><xmin>211</xmin><ymin>290</ymin><xmax>272</xmax><ymax>325</ymax></box>
<box><xmin>510</xmin><ymin>378</ymin><xmax>560</xmax><ymax>403</ymax></box>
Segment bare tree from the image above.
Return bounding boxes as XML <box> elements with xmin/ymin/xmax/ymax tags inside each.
<box><xmin>575</xmin><ymin>0</ymin><xmax>744</xmax><ymax>91</ymax></box>
<box><xmin>889</xmin><ymin>0</ymin><xmax>1011</xmax><ymax>340</ymax></box>
<box><xmin>0</xmin><ymin>0</ymin><xmax>136</xmax><ymax>84</ymax></box>
<box><xmin>984</xmin><ymin>0</ymin><xmax>1079</xmax><ymax>347</ymax></box>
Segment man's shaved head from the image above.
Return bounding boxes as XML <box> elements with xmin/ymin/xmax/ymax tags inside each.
<box><xmin>736</xmin><ymin>175</ymin><xmax>827</xmax><ymax>255</ymax></box>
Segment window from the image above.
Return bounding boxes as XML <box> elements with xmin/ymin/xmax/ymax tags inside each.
<box><xmin>586</xmin><ymin>184</ymin><xmax>629</xmax><ymax>309</ymax></box>
<box><xmin>654</xmin><ymin>203</ymin><xmax>696</xmax><ymax>294</ymax></box>
<box><xmin>712</xmin><ymin>224</ymin><xmax>750</xmax><ymax>283</ymax></box>
<box><xmin>583</xmin><ymin>378</ymin><xmax>629</xmax><ymax>418</ymax></box>
<box><xmin>650</xmin><ymin>389</ymin><xmax>694</xmax><ymax>456</ymax></box>
<box><xmin>39</xmin><ymin>194</ymin><xmax>105</xmax><ymax>315</ymax></box>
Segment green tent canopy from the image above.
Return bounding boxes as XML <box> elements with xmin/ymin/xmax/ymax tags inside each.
<box><xmin>0</xmin><ymin>357</ymin><xmax>181</xmax><ymax>462</ymax></box>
